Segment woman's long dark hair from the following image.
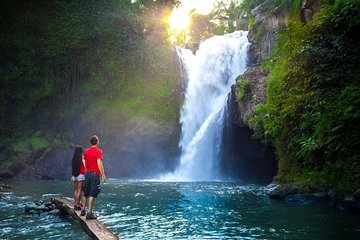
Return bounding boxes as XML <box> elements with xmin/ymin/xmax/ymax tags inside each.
<box><xmin>72</xmin><ymin>146</ymin><xmax>83</xmax><ymax>177</ymax></box>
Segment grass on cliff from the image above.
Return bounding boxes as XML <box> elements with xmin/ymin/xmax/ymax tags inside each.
<box><xmin>236</xmin><ymin>79</ymin><xmax>252</xmax><ymax>102</ymax></box>
<box><xmin>12</xmin><ymin>137</ymin><xmax>49</xmax><ymax>153</ymax></box>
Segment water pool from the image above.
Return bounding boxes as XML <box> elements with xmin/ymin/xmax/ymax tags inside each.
<box><xmin>1</xmin><ymin>179</ymin><xmax>359</xmax><ymax>239</ymax></box>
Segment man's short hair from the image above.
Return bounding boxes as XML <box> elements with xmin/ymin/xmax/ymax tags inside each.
<box><xmin>90</xmin><ymin>135</ymin><xmax>99</xmax><ymax>145</ymax></box>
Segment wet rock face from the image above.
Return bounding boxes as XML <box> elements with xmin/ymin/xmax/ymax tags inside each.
<box><xmin>247</xmin><ymin>0</ymin><xmax>322</xmax><ymax>64</ymax></box>
<box><xmin>301</xmin><ymin>0</ymin><xmax>322</xmax><ymax>24</ymax></box>
<box><xmin>35</xmin><ymin>148</ymin><xmax>73</xmax><ymax>180</ymax></box>
<box><xmin>0</xmin><ymin>143</ymin><xmax>14</xmax><ymax>179</ymax></box>
<box><xmin>247</xmin><ymin>0</ymin><xmax>288</xmax><ymax>64</ymax></box>
<box><xmin>220</xmin><ymin>123</ymin><xmax>277</xmax><ymax>184</ymax></box>
<box><xmin>221</xmin><ymin>73</ymin><xmax>277</xmax><ymax>184</ymax></box>
<box><xmin>233</xmin><ymin>66</ymin><xmax>269</xmax><ymax>128</ymax></box>
<box><xmin>0</xmin><ymin>165</ymin><xmax>14</xmax><ymax>178</ymax></box>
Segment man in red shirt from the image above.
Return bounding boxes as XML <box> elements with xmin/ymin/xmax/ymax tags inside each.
<box><xmin>81</xmin><ymin>135</ymin><xmax>106</xmax><ymax>219</ymax></box>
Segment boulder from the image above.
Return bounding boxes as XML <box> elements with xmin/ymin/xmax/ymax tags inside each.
<box><xmin>285</xmin><ymin>192</ymin><xmax>328</xmax><ymax>205</ymax></box>
<box><xmin>5</xmin><ymin>156</ymin><xmax>24</xmax><ymax>175</ymax></box>
<box><xmin>0</xmin><ymin>144</ymin><xmax>11</xmax><ymax>162</ymax></box>
<box><xmin>327</xmin><ymin>187</ymin><xmax>341</xmax><ymax>206</ymax></box>
<box><xmin>33</xmin><ymin>147</ymin><xmax>47</xmax><ymax>160</ymax></box>
<box><xmin>24</xmin><ymin>201</ymin><xmax>55</xmax><ymax>214</ymax></box>
<box><xmin>0</xmin><ymin>152</ymin><xmax>10</xmax><ymax>162</ymax></box>
<box><xmin>269</xmin><ymin>184</ymin><xmax>301</xmax><ymax>199</ymax></box>
<box><xmin>48</xmin><ymin>209</ymin><xmax>60</xmax><ymax>215</ymax></box>
<box><xmin>328</xmin><ymin>187</ymin><xmax>339</xmax><ymax>199</ymax></box>
<box><xmin>0</xmin><ymin>183</ymin><xmax>12</xmax><ymax>191</ymax></box>
<box><xmin>0</xmin><ymin>143</ymin><xmax>7</xmax><ymax>151</ymax></box>
<box><xmin>0</xmin><ymin>165</ymin><xmax>15</xmax><ymax>178</ymax></box>
<box><xmin>15</xmin><ymin>165</ymin><xmax>37</xmax><ymax>179</ymax></box>
<box><xmin>342</xmin><ymin>193</ymin><xmax>360</xmax><ymax>213</ymax></box>
<box><xmin>17</xmin><ymin>152</ymin><xmax>35</xmax><ymax>165</ymax></box>
<box><xmin>35</xmin><ymin>148</ymin><xmax>73</xmax><ymax>180</ymax></box>
<box><xmin>353</xmin><ymin>189</ymin><xmax>360</xmax><ymax>202</ymax></box>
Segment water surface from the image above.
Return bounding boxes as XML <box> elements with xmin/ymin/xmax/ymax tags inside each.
<box><xmin>1</xmin><ymin>179</ymin><xmax>359</xmax><ymax>239</ymax></box>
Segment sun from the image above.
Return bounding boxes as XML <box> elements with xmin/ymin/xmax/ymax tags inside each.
<box><xmin>168</xmin><ymin>8</ymin><xmax>190</xmax><ymax>32</ymax></box>
<box><xmin>167</xmin><ymin>0</ymin><xmax>218</xmax><ymax>44</ymax></box>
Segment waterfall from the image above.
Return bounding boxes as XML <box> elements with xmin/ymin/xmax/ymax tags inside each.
<box><xmin>163</xmin><ymin>31</ymin><xmax>249</xmax><ymax>181</ymax></box>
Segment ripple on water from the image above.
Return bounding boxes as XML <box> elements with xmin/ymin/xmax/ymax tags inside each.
<box><xmin>134</xmin><ymin>192</ymin><xmax>146</xmax><ymax>198</ymax></box>
<box><xmin>42</xmin><ymin>193</ymin><xmax>61</xmax><ymax>197</ymax></box>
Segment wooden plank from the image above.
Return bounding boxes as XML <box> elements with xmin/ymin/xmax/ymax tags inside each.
<box><xmin>51</xmin><ymin>197</ymin><xmax>119</xmax><ymax>240</ymax></box>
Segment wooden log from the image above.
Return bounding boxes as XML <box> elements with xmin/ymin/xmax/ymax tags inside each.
<box><xmin>51</xmin><ymin>197</ymin><xmax>118</xmax><ymax>240</ymax></box>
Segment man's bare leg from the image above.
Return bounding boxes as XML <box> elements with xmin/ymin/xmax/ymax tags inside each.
<box><xmin>82</xmin><ymin>196</ymin><xmax>87</xmax><ymax>207</ymax></box>
<box><xmin>88</xmin><ymin>197</ymin><xmax>94</xmax><ymax>213</ymax></box>
<box><xmin>85</xmin><ymin>197</ymin><xmax>97</xmax><ymax>219</ymax></box>
<box><xmin>81</xmin><ymin>196</ymin><xmax>87</xmax><ymax>216</ymax></box>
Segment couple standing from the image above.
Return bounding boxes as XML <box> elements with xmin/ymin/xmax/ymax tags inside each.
<box><xmin>71</xmin><ymin>135</ymin><xmax>106</xmax><ymax>220</ymax></box>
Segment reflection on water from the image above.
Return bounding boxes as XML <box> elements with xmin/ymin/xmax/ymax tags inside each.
<box><xmin>1</xmin><ymin>179</ymin><xmax>360</xmax><ymax>239</ymax></box>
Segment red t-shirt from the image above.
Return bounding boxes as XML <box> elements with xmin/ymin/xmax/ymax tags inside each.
<box><xmin>83</xmin><ymin>146</ymin><xmax>103</xmax><ymax>176</ymax></box>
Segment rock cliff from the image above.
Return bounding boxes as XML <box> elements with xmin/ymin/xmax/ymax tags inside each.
<box><xmin>235</xmin><ymin>0</ymin><xmax>322</xmax><ymax>131</ymax></box>
<box><xmin>248</xmin><ymin>0</ymin><xmax>322</xmax><ymax>65</ymax></box>
<box><xmin>232</xmin><ymin>66</ymin><xmax>268</xmax><ymax>128</ymax></box>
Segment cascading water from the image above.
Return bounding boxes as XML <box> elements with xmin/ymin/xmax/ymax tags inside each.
<box><xmin>163</xmin><ymin>31</ymin><xmax>249</xmax><ymax>181</ymax></box>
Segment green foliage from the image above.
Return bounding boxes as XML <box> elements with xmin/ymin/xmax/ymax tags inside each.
<box><xmin>0</xmin><ymin>0</ymin><xmax>180</xmax><ymax>140</ymax></box>
<box><xmin>274</xmin><ymin>0</ymin><xmax>302</xmax><ymax>21</ymax></box>
<box><xmin>249</xmin><ymin>104</ymin><xmax>268</xmax><ymax>142</ymax></box>
<box><xmin>188</xmin><ymin>14</ymin><xmax>215</xmax><ymax>43</ymax></box>
<box><xmin>238</xmin><ymin>0</ymin><xmax>264</xmax><ymax>13</ymax></box>
<box><xmin>169</xmin><ymin>0</ymin><xmax>256</xmax><ymax>45</ymax></box>
<box><xmin>251</xmin><ymin>0</ymin><xmax>360</xmax><ymax>191</ymax></box>
<box><xmin>239</xmin><ymin>0</ymin><xmax>302</xmax><ymax>23</ymax></box>
<box><xmin>236</xmin><ymin>79</ymin><xmax>252</xmax><ymax>101</ymax></box>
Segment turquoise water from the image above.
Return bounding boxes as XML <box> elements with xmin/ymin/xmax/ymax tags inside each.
<box><xmin>1</xmin><ymin>179</ymin><xmax>359</xmax><ymax>239</ymax></box>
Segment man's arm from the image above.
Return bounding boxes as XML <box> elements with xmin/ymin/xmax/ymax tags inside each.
<box><xmin>97</xmin><ymin>159</ymin><xmax>106</xmax><ymax>182</ymax></box>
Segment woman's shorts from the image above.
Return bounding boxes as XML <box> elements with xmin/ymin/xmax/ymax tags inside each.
<box><xmin>83</xmin><ymin>172</ymin><xmax>101</xmax><ymax>198</ymax></box>
<box><xmin>71</xmin><ymin>174</ymin><xmax>85</xmax><ymax>182</ymax></box>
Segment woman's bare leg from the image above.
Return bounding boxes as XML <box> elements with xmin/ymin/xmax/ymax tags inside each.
<box><xmin>73</xmin><ymin>181</ymin><xmax>78</xmax><ymax>204</ymax></box>
<box><xmin>76</xmin><ymin>181</ymin><xmax>84</xmax><ymax>206</ymax></box>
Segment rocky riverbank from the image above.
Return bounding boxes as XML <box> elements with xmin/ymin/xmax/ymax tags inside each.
<box><xmin>0</xmin><ymin>139</ymin><xmax>73</xmax><ymax>180</ymax></box>
<box><xmin>267</xmin><ymin>183</ymin><xmax>360</xmax><ymax>213</ymax></box>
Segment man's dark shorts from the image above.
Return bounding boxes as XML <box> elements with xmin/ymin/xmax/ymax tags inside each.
<box><xmin>83</xmin><ymin>172</ymin><xmax>100</xmax><ymax>198</ymax></box>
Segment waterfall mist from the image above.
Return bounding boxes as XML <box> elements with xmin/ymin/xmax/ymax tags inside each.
<box><xmin>162</xmin><ymin>31</ymin><xmax>250</xmax><ymax>181</ymax></box>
